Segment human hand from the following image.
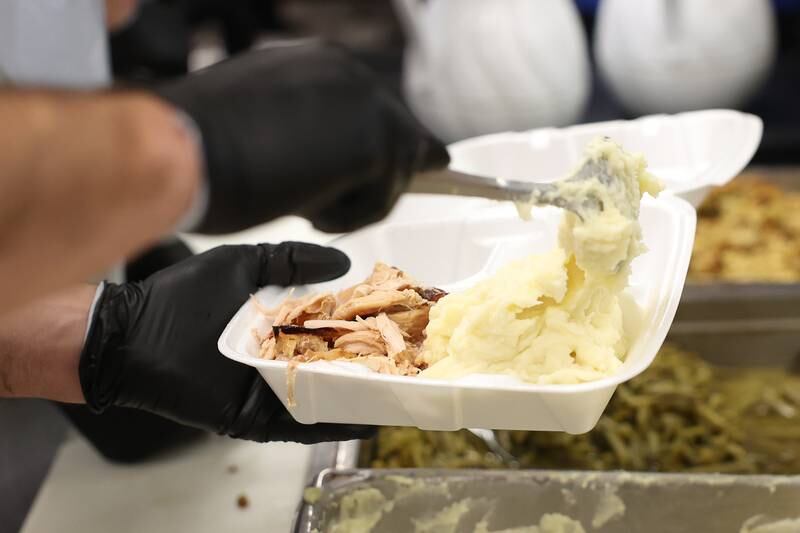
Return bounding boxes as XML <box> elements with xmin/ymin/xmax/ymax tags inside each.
<box><xmin>80</xmin><ymin>241</ymin><xmax>374</xmax><ymax>443</ymax></box>
<box><xmin>154</xmin><ymin>40</ymin><xmax>450</xmax><ymax>234</ymax></box>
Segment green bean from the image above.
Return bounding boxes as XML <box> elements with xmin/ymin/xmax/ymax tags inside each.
<box><xmin>365</xmin><ymin>344</ymin><xmax>800</xmax><ymax>474</ymax></box>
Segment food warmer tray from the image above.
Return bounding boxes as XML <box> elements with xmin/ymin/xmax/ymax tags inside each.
<box><xmin>296</xmin><ymin>167</ymin><xmax>800</xmax><ymax>532</ymax></box>
<box><xmin>293</xmin><ymin>469</ymin><xmax>800</xmax><ymax>532</ymax></box>
<box><xmin>298</xmin><ymin>289</ymin><xmax>800</xmax><ymax>532</ymax></box>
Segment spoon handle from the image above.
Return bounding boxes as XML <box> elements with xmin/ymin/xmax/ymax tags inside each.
<box><xmin>467</xmin><ymin>428</ymin><xmax>520</xmax><ymax>468</ymax></box>
<box><xmin>409</xmin><ymin>168</ymin><xmax>535</xmax><ymax>202</ymax></box>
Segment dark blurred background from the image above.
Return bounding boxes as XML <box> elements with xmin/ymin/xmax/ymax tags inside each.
<box><xmin>110</xmin><ymin>0</ymin><xmax>800</xmax><ymax>163</ymax></box>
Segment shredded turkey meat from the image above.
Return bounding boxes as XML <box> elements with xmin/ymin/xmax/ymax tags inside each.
<box><xmin>252</xmin><ymin>263</ymin><xmax>444</xmax><ymax>381</ymax></box>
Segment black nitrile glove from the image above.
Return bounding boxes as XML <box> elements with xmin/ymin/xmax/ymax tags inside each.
<box><xmin>79</xmin><ymin>242</ymin><xmax>374</xmax><ymax>444</ymax></box>
<box><xmin>154</xmin><ymin>39</ymin><xmax>450</xmax><ymax>235</ymax></box>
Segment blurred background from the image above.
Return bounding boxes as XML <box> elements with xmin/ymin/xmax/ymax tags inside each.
<box><xmin>110</xmin><ymin>0</ymin><xmax>800</xmax><ymax>162</ymax></box>
<box><xmin>5</xmin><ymin>1</ymin><xmax>800</xmax><ymax>532</ymax></box>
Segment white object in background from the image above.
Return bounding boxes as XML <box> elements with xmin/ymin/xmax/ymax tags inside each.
<box><xmin>448</xmin><ymin>109</ymin><xmax>762</xmax><ymax>208</ymax></box>
<box><xmin>595</xmin><ymin>0</ymin><xmax>777</xmax><ymax>115</ymax></box>
<box><xmin>395</xmin><ymin>0</ymin><xmax>591</xmax><ymax>143</ymax></box>
<box><xmin>219</xmin><ymin>195</ymin><xmax>694</xmax><ymax>434</ymax></box>
<box><xmin>0</xmin><ymin>0</ymin><xmax>108</xmax><ymax>89</ymax></box>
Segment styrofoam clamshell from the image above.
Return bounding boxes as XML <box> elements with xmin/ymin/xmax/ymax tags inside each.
<box><xmin>219</xmin><ymin>195</ymin><xmax>695</xmax><ymax>434</ymax></box>
<box><xmin>448</xmin><ymin>109</ymin><xmax>762</xmax><ymax>207</ymax></box>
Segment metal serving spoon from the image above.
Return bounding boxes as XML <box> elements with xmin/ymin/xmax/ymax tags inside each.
<box><xmin>409</xmin><ymin>158</ymin><xmax>620</xmax><ymax>220</ymax></box>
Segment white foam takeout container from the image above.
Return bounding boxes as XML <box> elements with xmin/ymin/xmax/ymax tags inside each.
<box><xmin>219</xmin><ymin>194</ymin><xmax>696</xmax><ymax>434</ymax></box>
<box><xmin>448</xmin><ymin>109</ymin><xmax>762</xmax><ymax>208</ymax></box>
<box><xmin>218</xmin><ymin>109</ymin><xmax>765</xmax><ymax>433</ymax></box>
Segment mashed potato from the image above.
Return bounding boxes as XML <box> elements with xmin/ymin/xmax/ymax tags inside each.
<box><xmin>421</xmin><ymin>138</ymin><xmax>661</xmax><ymax>384</ymax></box>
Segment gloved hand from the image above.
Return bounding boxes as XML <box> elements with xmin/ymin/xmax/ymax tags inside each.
<box><xmin>154</xmin><ymin>39</ymin><xmax>450</xmax><ymax>235</ymax></box>
<box><xmin>79</xmin><ymin>241</ymin><xmax>374</xmax><ymax>443</ymax></box>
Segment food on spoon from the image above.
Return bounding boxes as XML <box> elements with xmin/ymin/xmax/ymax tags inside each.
<box><xmin>421</xmin><ymin>138</ymin><xmax>661</xmax><ymax>383</ymax></box>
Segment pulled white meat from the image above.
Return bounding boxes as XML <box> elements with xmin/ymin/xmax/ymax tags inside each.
<box><xmin>252</xmin><ymin>263</ymin><xmax>444</xmax><ymax>380</ymax></box>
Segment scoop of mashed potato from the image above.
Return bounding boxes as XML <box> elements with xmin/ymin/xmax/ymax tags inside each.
<box><xmin>563</xmin><ymin>138</ymin><xmax>661</xmax><ymax>278</ymax></box>
<box><xmin>422</xmin><ymin>138</ymin><xmax>661</xmax><ymax>384</ymax></box>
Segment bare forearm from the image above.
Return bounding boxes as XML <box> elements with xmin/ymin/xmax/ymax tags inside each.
<box><xmin>0</xmin><ymin>90</ymin><xmax>201</xmax><ymax>315</ymax></box>
<box><xmin>0</xmin><ymin>284</ymin><xmax>95</xmax><ymax>402</ymax></box>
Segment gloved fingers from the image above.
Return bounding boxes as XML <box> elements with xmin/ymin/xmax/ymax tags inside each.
<box><xmin>303</xmin><ymin>124</ymin><xmax>434</xmax><ymax>230</ymax></box>
<box><xmin>307</xmin><ymin>183</ymin><xmax>395</xmax><ymax>234</ymax></box>
<box><xmin>415</xmin><ymin>134</ymin><xmax>451</xmax><ymax>173</ymax></box>
<box><xmin>264</xmin><ymin>409</ymin><xmax>377</xmax><ymax>444</ymax></box>
<box><xmin>255</xmin><ymin>242</ymin><xmax>350</xmax><ymax>287</ymax></box>
<box><xmin>379</xmin><ymin>89</ymin><xmax>451</xmax><ymax>174</ymax></box>
<box><xmin>272</xmin><ymin>422</ymin><xmax>377</xmax><ymax>445</ymax></box>
<box><xmin>308</xmin><ymin>96</ymin><xmax>450</xmax><ymax>234</ymax></box>
<box><xmin>224</xmin><ymin>378</ymin><xmax>376</xmax><ymax>444</ymax></box>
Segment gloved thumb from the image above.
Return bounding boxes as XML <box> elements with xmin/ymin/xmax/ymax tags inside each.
<box><xmin>416</xmin><ymin>135</ymin><xmax>451</xmax><ymax>172</ymax></box>
<box><xmin>255</xmin><ymin>242</ymin><xmax>351</xmax><ymax>287</ymax></box>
